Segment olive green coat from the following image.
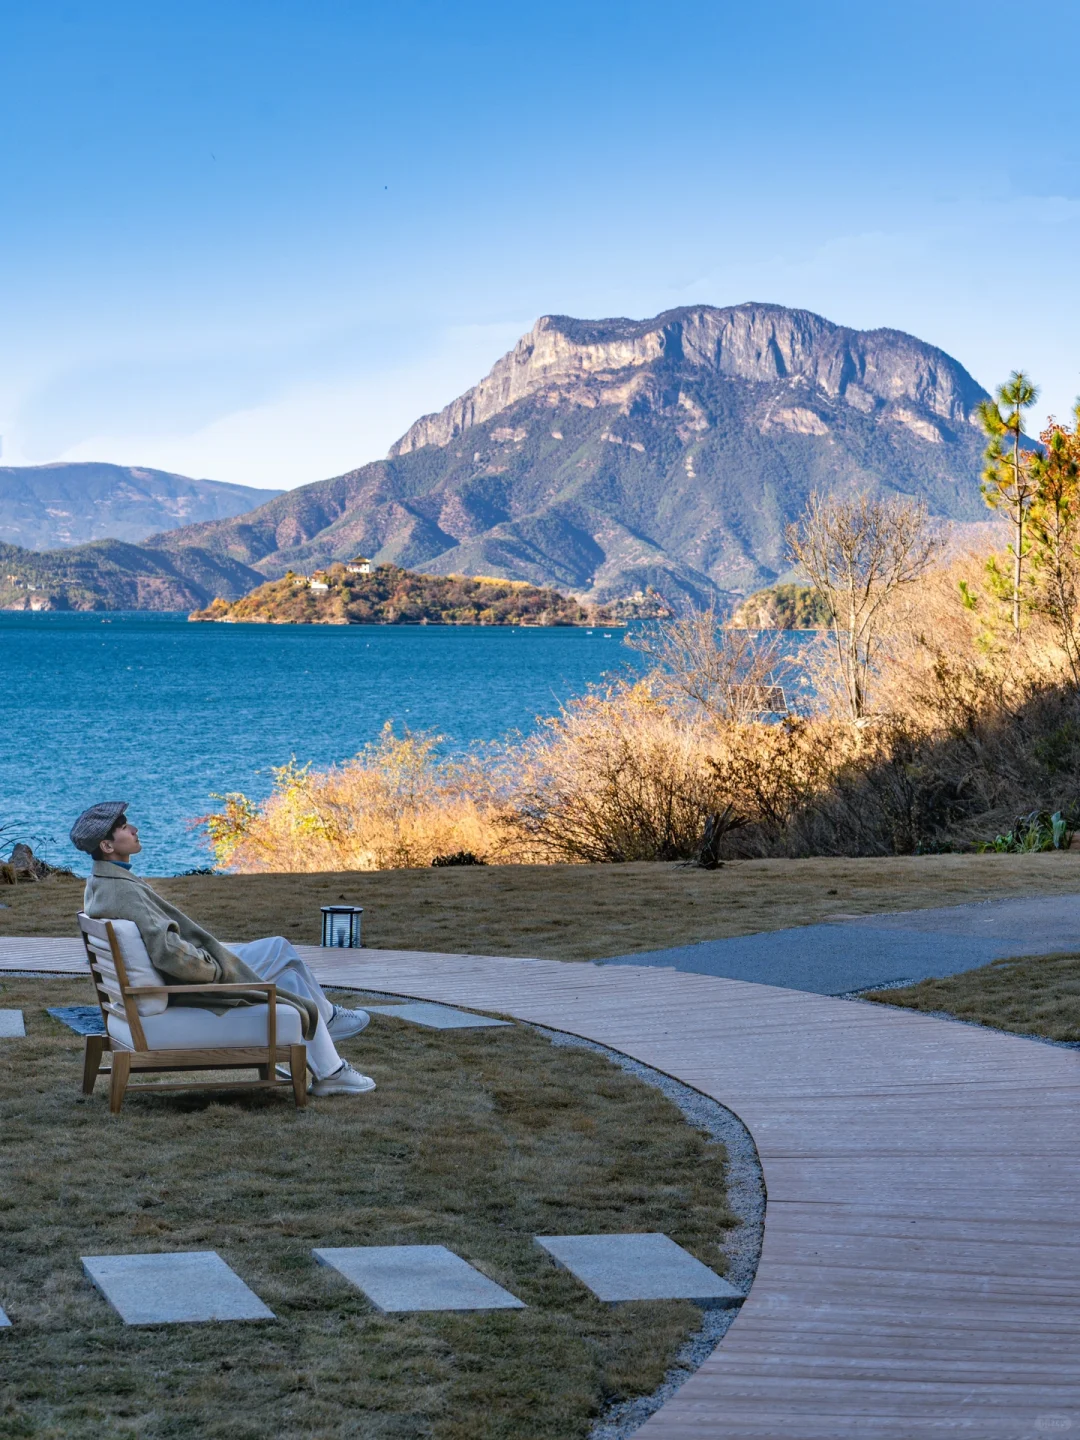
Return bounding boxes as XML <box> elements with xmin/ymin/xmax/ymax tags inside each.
<box><xmin>83</xmin><ymin>861</ymin><xmax>319</xmax><ymax>1038</ymax></box>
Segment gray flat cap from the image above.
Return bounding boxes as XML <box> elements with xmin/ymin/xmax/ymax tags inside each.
<box><xmin>70</xmin><ymin>801</ymin><xmax>128</xmax><ymax>854</ymax></box>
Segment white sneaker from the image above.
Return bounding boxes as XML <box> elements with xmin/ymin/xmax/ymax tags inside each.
<box><xmin>310</xmin><ymin>1062</ymin><xmax>376</xmax><ymax>1097</ymax></box>
<box><xmin>327</xmin><ymin>1005</ymin><xmax>371</xmax><ymax>1040</ymax></box>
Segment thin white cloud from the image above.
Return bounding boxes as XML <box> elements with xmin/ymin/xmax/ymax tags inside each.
<box><xmin>53</xmin><ymin>322</ymin><xmax>524</xmax><ymax>488</ymax></box>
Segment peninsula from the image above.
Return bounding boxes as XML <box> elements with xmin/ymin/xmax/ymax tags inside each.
<box><xmin>188</xmin><ymin>562</ymin><xmax>661</xmax><ymax>626</ymax></box>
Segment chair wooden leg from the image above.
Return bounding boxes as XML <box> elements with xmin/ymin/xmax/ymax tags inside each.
<box><xmin>109</xmin><ymin>1052</ymin><xmax>132</xmax><ymax>1114</ymax></box>
<box><xmin>82</xmin><ymin>1035</ymin><xmax>106</xmax><ymax>1095</ymax></box>
<box><xmin>289</xmin><ymin>1045</ymin><xmax>308</xmax><ymax>1109</ymax></box>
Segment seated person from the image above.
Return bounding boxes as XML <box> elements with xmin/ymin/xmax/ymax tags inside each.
<box><xmin>71</xmin><ymin>800</ymin><xmax>374</xmax><ymax>1097</ymax></box>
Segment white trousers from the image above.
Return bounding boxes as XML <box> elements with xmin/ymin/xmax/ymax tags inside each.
<box><xmin>231</xmin><ymin>936</ymin><xmax>343</xmax><ymax>1080</ymax></box>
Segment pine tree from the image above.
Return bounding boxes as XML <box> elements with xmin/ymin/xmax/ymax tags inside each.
<box><xmin>1029</xmin><ymin>405</ymin><xmax>1080</xmax><ymax>684</ymax></box>
<box><xmin>977</xmin><ymin>371</ymin><xmax>1039</xmax><ymax>641</ymax></box>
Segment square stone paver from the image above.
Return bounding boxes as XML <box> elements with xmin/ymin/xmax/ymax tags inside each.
<box><xmin>0</xmin><ymin>1011</ymin><xmax>25</xmax><ymax>1037</ymax></box>
<box><xmin>313</xmin><ymin>1245</ymin><xmax>525</xmax><ymax>1312</ymax></box>
<box><xmin>535</xmin><ymin>1233</ymin><xmax>744</xmax><ymax>1304</ymax></box>
<box><xmin>82</xmin><ymin>1252</ymin><xmax>275</xmax><ymax>1325</ymax></box>
<box><xmin>47</xmin><ymin>1005</ymin><xmax>105</xmax><ymax>1036</ymax></box>
<box><xmin>365</xmin><ymin>1002</ymin><xmax>511</xmax><ymax>1030</ymax></box>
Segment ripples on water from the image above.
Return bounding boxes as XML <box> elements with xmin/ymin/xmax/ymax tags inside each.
<box><xmin>0</xmin><ymin>612</ymin><xmax>646</xmax><ymax>873</ymax></box>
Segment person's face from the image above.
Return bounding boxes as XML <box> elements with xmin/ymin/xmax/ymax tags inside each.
<box><xmin>100</xmin><ymin>817</ymin><xmax>142</xmax><ymax>861</ymax></box>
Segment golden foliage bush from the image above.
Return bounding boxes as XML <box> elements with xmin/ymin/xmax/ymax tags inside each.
<box><xmin>497</xmin><ymin>680</ymin><xmax>728</xmax><ymax>863</ymax></box>
<box><xmin>203</xmin><ymin>726</ymin><xmax>500</xmax><ymax>873</ymax></box>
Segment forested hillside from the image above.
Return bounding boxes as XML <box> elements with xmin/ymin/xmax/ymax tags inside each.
<box><xmin>188</xmin><ymin>563</ymin><xmax>658</xmax><ymax>625</ymax></box>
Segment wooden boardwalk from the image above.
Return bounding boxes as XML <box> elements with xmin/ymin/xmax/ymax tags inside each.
<box><xmin>4</xmin><ymin>938</ymin><xmax>1079</xmax><ymax>1436</ymax></box>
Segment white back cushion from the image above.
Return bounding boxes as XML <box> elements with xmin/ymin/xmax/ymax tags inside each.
<box><xmin>106</xmin><ymin>919</ymin><xmax>169</xmax><ymax>1016</ymax></box>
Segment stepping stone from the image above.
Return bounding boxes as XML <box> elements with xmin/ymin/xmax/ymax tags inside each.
<box><xmin>47</xmin><ymin>1005</ymin><xmax>105</xmax><ymax>1036</ymax></box>
<box><xmin>82</xmin><ymin>1252</ymin><xmax>274</xmax><ymax>1325</ymax></box>
<box><xmin>535</xmin><ymin>1233</ymin><xmax>744</xmax><ymax>1305</ymax></box>
<box><xmin>364</xmin><ymin>1001</ymin><xmax>511</xmax><ymax>1030</ymax></box>
<box><xmin>0</xmin><ymin>1305</ymin><xmax>10</xmax><ymax>1327</ymax></box>
<box><xmin>0</xmin><ymin>1011</ymin><xmax>25</xmax><ymax>1038</ymax></box>
<box><xmin>313</xmin><ymin>1244</ymin><xmax>525</xmax><ymax>1312</ymax></box>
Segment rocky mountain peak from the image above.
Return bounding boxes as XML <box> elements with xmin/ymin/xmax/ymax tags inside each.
<box><xmin>155</xmin><ymin>301</ymin><xmax>993</xmax><ymax>612</ymax></box>
<box><xmin>389</xmin><ymin>303</ymin><xmax>986</xmax><ymax>457</ymax></box>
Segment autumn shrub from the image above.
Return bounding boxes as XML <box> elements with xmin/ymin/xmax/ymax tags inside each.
<box><xmin>203</xmin><ymin>725</ymin><xmax>501</xmax><ymax>873</ymax></box>
<box><xmin>698</xmin><ymin>564</ymin><xmax>1080</xmax><ymax>859</ymax></box>
<box><xmin>704</xmin><ymin>554</ymin><xmax>1080</xmax><ymax>858</ymax></box>
<box><xmin>495</xmin><ymin>680</ymin><xmax>729</xmax><ymax>863</ymax></box>
<box><xmin>205</xmin><ymin>680</ymin><xmax>743</xmax><ymax>871</ymax></box>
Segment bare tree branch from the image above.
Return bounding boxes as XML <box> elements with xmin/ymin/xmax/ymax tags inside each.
<box><xmin>787</xmin><ymin>492</ymin><xmax>941</xmax><ymax>720</ymax></box>
<box><xmin>629</xmin><ymin>609</ymin><xmax>792</xmax><ymax>724</ymax></box>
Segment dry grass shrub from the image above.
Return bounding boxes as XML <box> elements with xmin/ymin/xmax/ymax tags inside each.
<box><xmin>207</xmin><ymin>684</ymin><xmax>737</xmax><ymax>871</ymax></box>
<box><xmin>0</xmin><ymin>977</ymin><xmax>737</xmax><ymax>1440</ymax></box>
<box><xmin>704</xmin><ymin>551</ymin><xmax>1080</xmax><ymax>856</ymax></box>
<box><xmin>628</xmin><ymin>610</ymin><xmax>794</xmax><ymax>725</ymax></box>
<box><xmin>849</xmin><ymin>552</ymin><xmax>1080</xmax><ymax>847</ymax></box>
<box><xmin>496</xmin><ymin>680</ymin><xmax>728</xmax><ymax>863</ymax></box>
<box><xmin>204</xmin><ymin>725</ymin><xmax>502</xmax><ymax>873</ymax></box>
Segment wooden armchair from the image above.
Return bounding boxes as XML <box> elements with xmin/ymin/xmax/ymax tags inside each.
<box><xmin>78</xmin><ymin>914</ymin><xmax>308</xmax><ymax>1113</ymax></box>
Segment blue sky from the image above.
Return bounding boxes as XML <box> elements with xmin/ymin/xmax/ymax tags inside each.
<box><xmin>1</xmin><ymin>0</ymin><xmax>1078</xmax><ymax>488</ymax></box>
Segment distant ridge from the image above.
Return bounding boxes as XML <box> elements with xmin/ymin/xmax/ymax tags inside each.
<box><xmin>3</xmin><ymin>304</ymin><xmax>995</xmax><ymax>611</ymax></box>
<box><xmin>155</xmin><ymin>302</ymin><xmax>992</xmax><ymax>609</ymax></box>
<box><xmin>0</xmin><ymin>462</ymin><xmax>282</xmax><ymax>550</ymax></box>
<box><xmin>0</xmin><ymin>538</ymin><xmax>263</xmax><ymax>611</ymax></box>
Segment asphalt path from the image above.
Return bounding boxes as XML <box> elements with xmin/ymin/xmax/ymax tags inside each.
<box><xmin>600</xmin><ymin>894</ymin><xmax>1080</xmax><ymax>994</ymax></box>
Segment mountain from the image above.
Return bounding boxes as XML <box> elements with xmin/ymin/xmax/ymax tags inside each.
<box><xmin>0</xmin><ymin>539</ymin><xmax>264</xmax><ymax>611</ymax></box>
<box><xmin>0</xmin><ymin>462</ymin><xmax>282</xmax><ymax>550</ymax></box>
<box><xmin>157</xmin><ymin>303</ymin><xmax>994</xmax><ymax>607</ymax></box>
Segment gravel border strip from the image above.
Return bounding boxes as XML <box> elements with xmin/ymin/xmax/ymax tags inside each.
<box><xmin>336</xmin><ymin>986</ymin><xmax>766</xmax><ymax>1440</ymax></box>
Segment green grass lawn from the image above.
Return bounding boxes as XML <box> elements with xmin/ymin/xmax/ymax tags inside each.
<box><xmin>0</xmin><ymin>980</ymin><xmax>737</xmax><ymax>1440</ymax></box>
<box><xmin>864</xmin><ymin>952</ymin><xmax>1080</xmax><ymax>1042</ymax></box>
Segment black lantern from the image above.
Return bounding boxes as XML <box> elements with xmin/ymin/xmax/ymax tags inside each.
<box><xmin>321</xmin><ymin>905</ymin><xmax>364</xmax><ymax>948</ymax></box>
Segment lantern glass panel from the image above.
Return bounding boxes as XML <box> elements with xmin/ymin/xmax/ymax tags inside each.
<box><xmin>321</xmin><ymin>906</ymin><xmax>363</xmax><ymax>948</ymax></box>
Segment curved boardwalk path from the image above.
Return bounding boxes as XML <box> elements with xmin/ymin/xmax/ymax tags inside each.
<box><xmin>4</xmin><ymin>939</ymin><xmax>1079</xmax><ymax>1436</ymax></box>
<box><xmin>312</xmin><ymin>947</ymin><xmax>1080</xmax><ymax>1439</ymax></box>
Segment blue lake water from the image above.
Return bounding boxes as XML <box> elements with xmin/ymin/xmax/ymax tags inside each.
<box><xmin>0</xmin><ymin>612</ymin><xmax>645</xmax><ymax>874</ymax></box>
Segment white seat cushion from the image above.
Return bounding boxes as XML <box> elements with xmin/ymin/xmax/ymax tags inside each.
<box><xmin>107</xmin><ymin>1002</ymin><xmax>304</xmax><ymax>1052</ymax></box>
<box><xmin>108</xmin><ymin>919</ymin><xmax>169</xmax><ymax>1016</ymax></box>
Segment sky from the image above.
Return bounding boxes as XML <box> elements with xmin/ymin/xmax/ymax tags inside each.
<box><xmin>1</xmin><ymin>0</ymin><xmax>1078</xmax><ymax>490</ymax></box>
